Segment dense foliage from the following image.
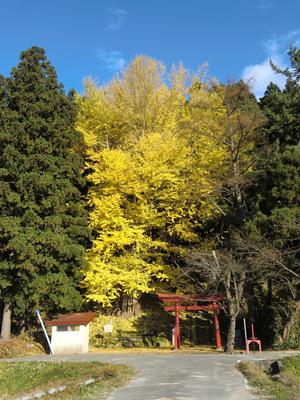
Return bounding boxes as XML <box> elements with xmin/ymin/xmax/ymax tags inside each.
<box><xmin>77</xmin><ymin>58</ymin><xmax>229</xmax><ymax>307</ymax></box>
<box><xmin>0</xmin><ymin>46</ymin><xmax>299</xmax><ymax>350</ymax></box>
<box><xmin>0</xmin><ymin>47</ymin><xmax>89</xmax><ymax>334</ymax></box>
<box><xmin>245</xmin><ymin>48</ymin><xmax>300</xmax><ymax>346</ymax></box>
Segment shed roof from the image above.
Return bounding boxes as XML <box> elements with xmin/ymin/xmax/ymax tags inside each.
<box><xmin>45</xmin><ymin>312</ymin><xmax>97</xmax><ymax>326</ymax></box>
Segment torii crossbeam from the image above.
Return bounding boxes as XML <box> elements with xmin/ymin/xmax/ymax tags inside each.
<box><xmin>157</xmin><ymin>293</ymin><xmax>225</xmax><ymax>350</ymax></box>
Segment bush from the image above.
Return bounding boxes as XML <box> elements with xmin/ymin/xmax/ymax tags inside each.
<box><xmin>0</xmin><ymin>333</ymin><xmax>45</xmax><ymax>358</ymax></box>
<box><xmin>89</xmin><ymin>314</ymin><xmax>171</xmax><ymax>348</ymax></box>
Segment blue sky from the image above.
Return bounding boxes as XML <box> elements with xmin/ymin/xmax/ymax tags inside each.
<box><xmin>1</xmin><ymin>0</ymin><xmax>300</xmax><ymax>97</ymax></box>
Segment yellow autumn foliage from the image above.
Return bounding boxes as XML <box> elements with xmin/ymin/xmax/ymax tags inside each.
<box><xmin>77</xmin><ymin>56</ymin><xmax>229</xmax><ymax>307</ymax></box>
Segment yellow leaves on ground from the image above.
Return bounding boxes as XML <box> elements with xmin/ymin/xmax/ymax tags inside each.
<box><xmin>77</xmin><ymin>56</ymin><xmax>230</xmax><ymax>307</ymax></box>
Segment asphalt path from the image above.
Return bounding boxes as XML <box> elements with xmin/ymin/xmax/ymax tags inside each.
<box><xmin>4</xmin><ymin>351</ymin><xmax>298</xmax><ymax>400</ymax></box>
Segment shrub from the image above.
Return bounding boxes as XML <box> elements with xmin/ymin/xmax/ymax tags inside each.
<box><xmin>0</xmin><ymin>333</ymin><xmax>45</xmax><ymax>358</ymax></box>
<box><xmin>89</xmin><ymin>314</ymin><xmax>172</xmax><ymax>348</ymax></box>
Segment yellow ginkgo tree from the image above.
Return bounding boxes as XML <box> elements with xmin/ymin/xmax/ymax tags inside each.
<box><xmin>77</xmin><ymin>56</ymin><xmax>228</xmax><ymax>308</ymax></box>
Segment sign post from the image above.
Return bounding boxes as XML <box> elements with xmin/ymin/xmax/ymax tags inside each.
<box><xmin>36</xmin><ymin>310</ymin><xmax>54</xmax><ymax>355</ymax></box>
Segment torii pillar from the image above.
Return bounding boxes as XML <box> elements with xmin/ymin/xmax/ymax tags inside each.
<box><xmin>174</xmin><ymin>301</ymin><xmax>181</xmax><ymax>350</ymax></box>
<box><xmin>213</xmin><ymin>302</ymin><xmax>222</xmax><ymax>350</ymax></box>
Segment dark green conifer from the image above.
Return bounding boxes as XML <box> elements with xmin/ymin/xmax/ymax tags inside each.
<box><xmin>0</xmin><ymin>47</ymin><xmax>89</xmax><ymax>337</ymax></box>
<box><xmin>247</xmin><ymin>47</ymin><xmax>300</xmax><ymax>345</ymax></box>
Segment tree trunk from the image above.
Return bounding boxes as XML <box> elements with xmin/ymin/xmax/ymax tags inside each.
<box><xmin>191</xmin><ymin>317</ymin><xmax>198</xmax><ymax>345</ymax></box>
<box><xmin>1</xmin><ymin>302</ymin><xmax>12</xmax><ymax>340</ymax></box>
<box><xmin>267</xmin><ymin>279</ymin><xmax>273</xmax><ymax>305</ymax></box>
<box><xmin>226</xmin><ymin>303</ymin><xmax>237</xmax><ymax>353</ymax></box>
<box><xmin>246</xmin><ymin>283</ymin><xmax>256</xmax><ymax>322</ymax></box>
<box><xmin>282</xmin><ymin>301</ymin><xmax>300</xmax><ymax>342</ymax></box>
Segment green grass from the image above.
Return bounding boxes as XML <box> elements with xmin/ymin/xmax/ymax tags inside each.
<box><xmin>0</xmin><ymin>361</ymin><xmax>134</xmax><ymax>399</ymax></box>
<box><xmin>238</xmin><ymin>355</ymin><xmax>300</xmax><ymax>400</ymax></box>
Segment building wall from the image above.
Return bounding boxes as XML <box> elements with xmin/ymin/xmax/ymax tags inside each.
<box><xmin>51</xmin><ymin>324</ymin><xmax>90</xmax><ymax>354</ymax></box>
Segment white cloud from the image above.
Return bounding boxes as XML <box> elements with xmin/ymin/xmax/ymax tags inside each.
<box><xmin>257</xmin><ymin>0</ymin><xmax>273</xmax><ymax>10</ymax></box>
<box><xmin>106</xmin><ymin>8</ymin><xmax>127</xmax><ymax>31</ymax></box>
<box><xmin>242</xmin><ymin>30</ymin><xmax>300</xmax><ymax>98</ymax></box>
<box><xmin>264</xmin><ymin>29</ymin><xmax>300</xmax><ymax>54</ymax></box>
<box><xmin>242</xmin><ymin>57</ymin><xmax>286</xmax><ymax>99</ymax></box>
<box><xmin>96</xmin><ymin>48</ymin><xmax>126</xmax><ymax>71</ymax></box>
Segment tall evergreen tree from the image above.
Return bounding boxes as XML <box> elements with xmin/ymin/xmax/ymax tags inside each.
<box><xmin>0</xmin><ymin>47</ymin><xmax>89</xmax><ymax>338</ymax></box>
<box><xmin>247</xmin><ymin>47</ymin><xmax>300</xmax><ymax>345</ymax></box>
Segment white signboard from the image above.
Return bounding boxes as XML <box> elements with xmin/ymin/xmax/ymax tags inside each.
<box><xmin>104</xmin><ymin>324</ymin><xmax>113</xmax><ymax>333</ymax></box>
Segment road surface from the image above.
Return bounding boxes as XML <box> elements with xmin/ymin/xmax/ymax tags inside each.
<box><xmin>4</xmin><ymin>351</ymin><xmax>297</xmax><ymax>400</ymax></box>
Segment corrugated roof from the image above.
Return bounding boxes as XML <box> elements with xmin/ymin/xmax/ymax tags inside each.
<box><xmin>45</xmin><ymin>312</ymin><xmax>97</xmax><ymax>326</ymax></box>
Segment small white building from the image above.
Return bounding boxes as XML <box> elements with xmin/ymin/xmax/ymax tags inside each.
<box><xmin>46</xmin><ymin>312</ymin><xmax>96</xmax><ymax>355</ymax></box>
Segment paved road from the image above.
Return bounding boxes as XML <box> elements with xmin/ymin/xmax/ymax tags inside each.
<box><xmin>4</xmin><ymin>351</ymin><xmax>298</xmax><ymax>400</ymax></box>
<box><xmin>99</xmin><ymin>353</ymin><xmax>255</xmax><ymax>400</ymax></box>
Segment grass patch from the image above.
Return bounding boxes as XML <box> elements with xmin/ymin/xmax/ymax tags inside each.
<box><xmin>238</xmin><ymin>355</ymin><xmax>300</xmax><ymax>400</ymax></box>
<box><xmin>0</xmin><ymin>361</ymin><xmax>134</xmax><ymax>399</ymax></box>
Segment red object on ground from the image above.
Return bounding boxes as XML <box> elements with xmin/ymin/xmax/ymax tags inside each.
<box><xmin>45</xmin><ymin>312</ymin><xmax>97</xmax><ymax>326</ymax></box>
<box><xmin>157</xmin><ymin>293</ymin><xmax>226</xmax><ymax>350</ymax></box>
<box><xmin>246</xmin><ymin>323</ymin><xmax>262</xmax><ymax>353</ymax></box>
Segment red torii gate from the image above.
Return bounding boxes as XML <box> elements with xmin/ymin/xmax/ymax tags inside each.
<box><xmin>157</xmin><ymin>293</ymin><xmax>225</xmax><ymax>350</ymax></box>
